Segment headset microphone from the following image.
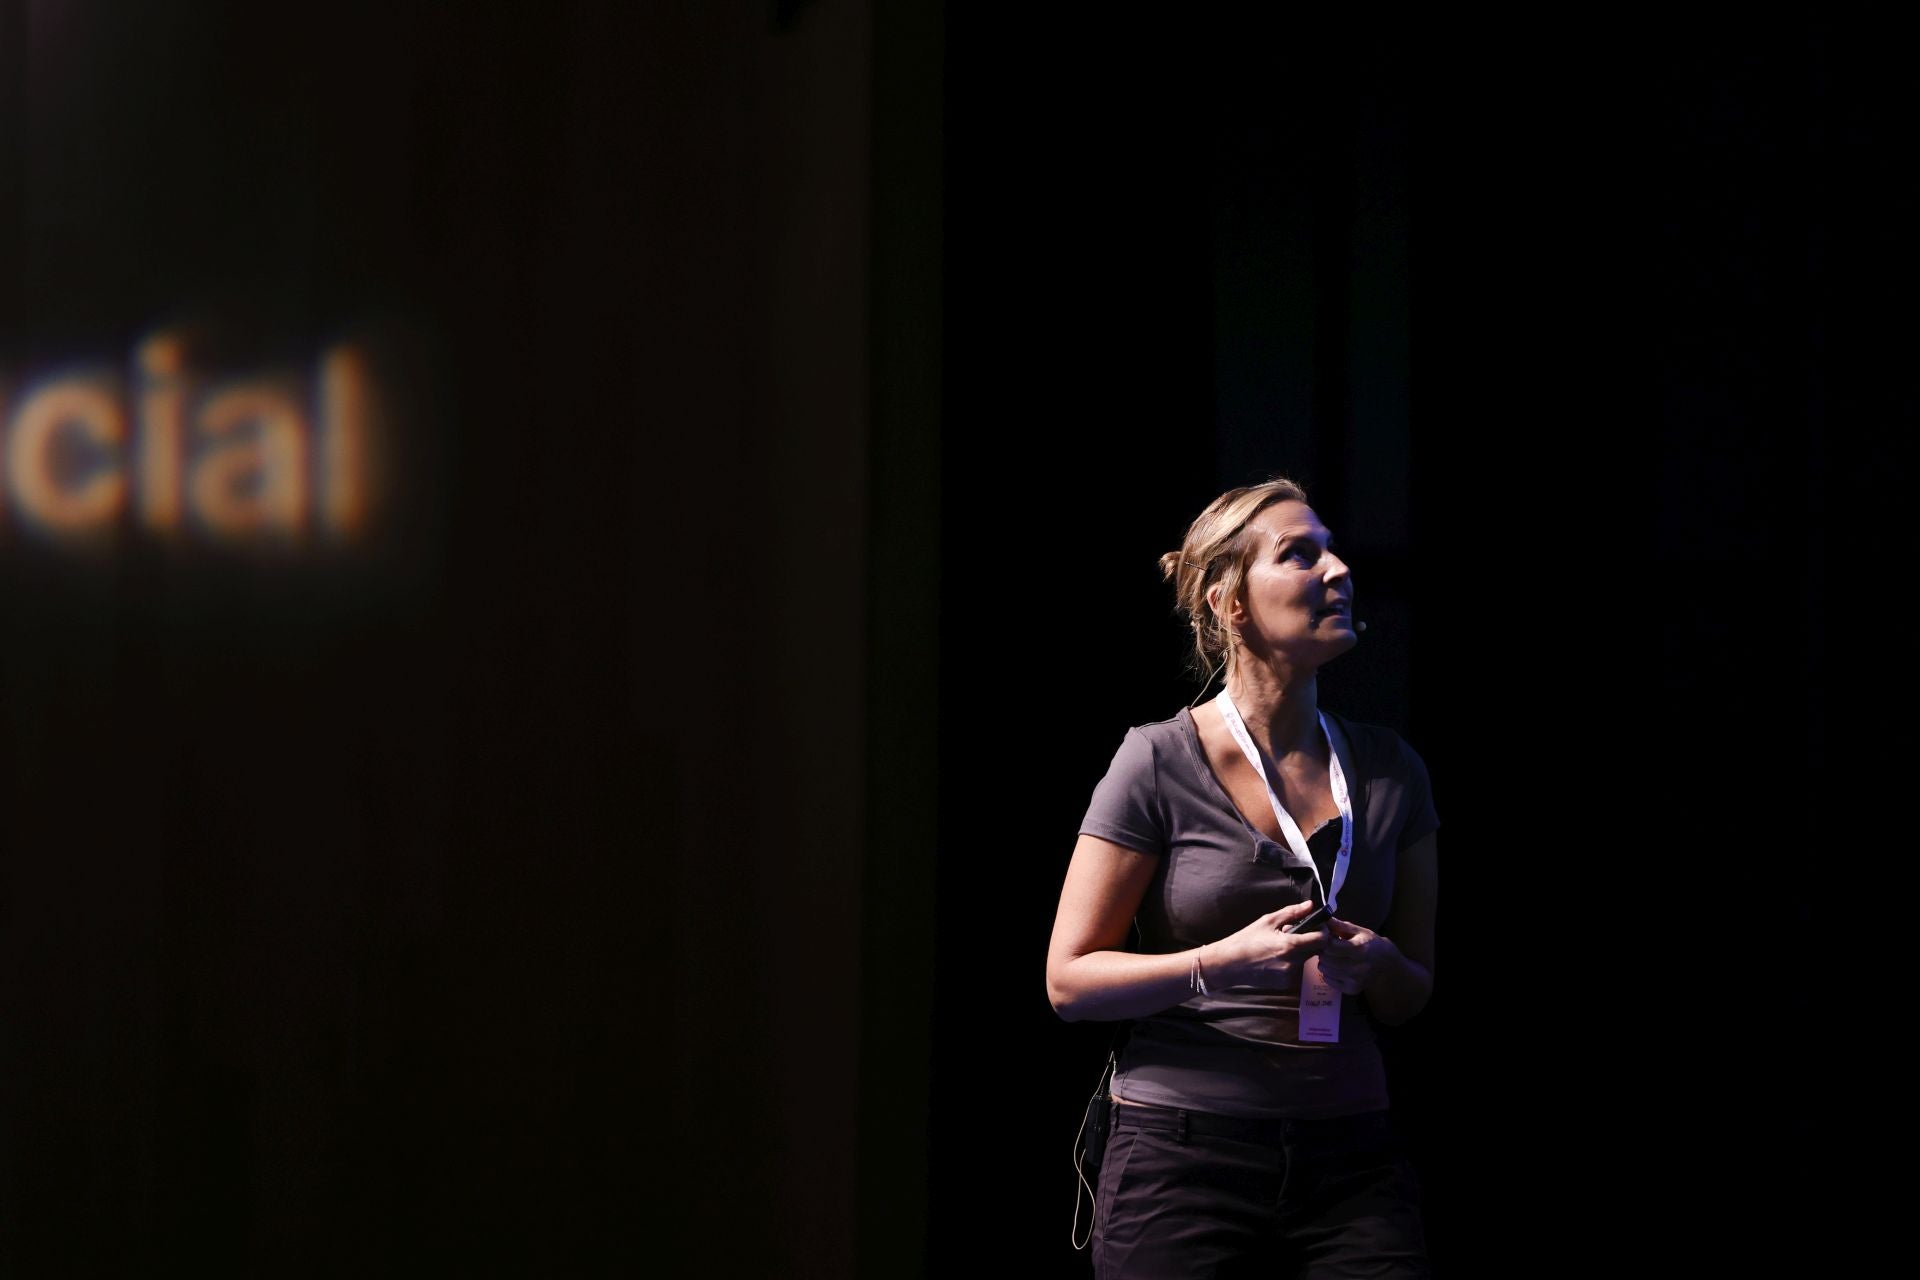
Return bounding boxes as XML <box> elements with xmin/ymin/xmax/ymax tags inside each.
<box><xmin>1355</xmin><ymin>620</ymin><xmax>1369</xmax><ymax>633</ymax></box>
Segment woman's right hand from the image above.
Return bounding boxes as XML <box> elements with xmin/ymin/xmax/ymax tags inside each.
<box><xmin>1201</xmin><ymin>901</ymin><xmax>1331</xmax><ymax>992</ymax></box>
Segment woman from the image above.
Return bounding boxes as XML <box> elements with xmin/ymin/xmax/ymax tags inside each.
<box><xmin>1047</xmin><ymin>478</ymin><xmax>1439</xmax><ymax>1277</ymax></box>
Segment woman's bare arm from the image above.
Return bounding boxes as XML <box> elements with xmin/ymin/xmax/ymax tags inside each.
<box><xmin>1321</xmin><ymin>830</ymin><xmax>1437</xmax><ymax>1025</ymax></box>
<box><xmin>1046</xmin><ymin>833</ymin><xmax>1326</xmax><ymax>1022</ymax></box>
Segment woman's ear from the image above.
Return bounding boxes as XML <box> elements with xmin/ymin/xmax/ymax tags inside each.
<box><xmin>1206</xmin><ymin>583</ymin><xmax>1241</xmax><ymax>626</ymax></box>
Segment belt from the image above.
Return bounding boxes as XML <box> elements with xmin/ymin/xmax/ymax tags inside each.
<box><xmin>1110</xmin><ymin>1101</ymin><xmax>1394</xmax><ymax>1149</ymax></box>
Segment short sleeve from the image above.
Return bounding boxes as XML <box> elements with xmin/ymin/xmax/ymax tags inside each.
<box><xmin>1078</xmin><ymin>727</ymin><xmax>1167</xmax><ymax>857</ymax></box>
<box><xmin>1395</xmin><ymin>735</ymin><xmax>1441</xmax><ymax>852</ymax></box>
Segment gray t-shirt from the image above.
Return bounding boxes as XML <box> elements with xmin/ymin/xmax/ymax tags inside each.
<box><xmin>1078</xmin><ymin>706</ymin><xmax>1440</xmax><ymax>1119</ymax></box>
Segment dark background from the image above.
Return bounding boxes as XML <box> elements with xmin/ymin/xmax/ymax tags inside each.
<box><xmin>2</xmin><ymin>3</ymin><xmax>1898</xmax><ymax>1273</ymax></box>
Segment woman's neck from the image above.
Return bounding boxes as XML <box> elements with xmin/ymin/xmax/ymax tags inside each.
<box><xmin>1222</xmin><ymin>664</ymin><xmax>1321</xmax><ymax>760</ymax></box>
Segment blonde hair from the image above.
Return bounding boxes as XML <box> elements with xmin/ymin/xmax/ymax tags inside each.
<box><xmin>1157</xmin><ymin>477</ymin><xmax>1310</xmax><ymax>690</ymax></box>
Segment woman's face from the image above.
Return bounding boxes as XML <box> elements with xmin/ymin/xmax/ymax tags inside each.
<box><xmin>1218</xmin><ymin>500</ymin><xmax>1358</xmax><ymax>665</ymax></box>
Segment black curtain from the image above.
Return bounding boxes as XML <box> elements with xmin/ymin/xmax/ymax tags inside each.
<box><xmin>939</xmin><ymin>9</ymin><xmax>1881</xmax><ymax>1274</ymax></box>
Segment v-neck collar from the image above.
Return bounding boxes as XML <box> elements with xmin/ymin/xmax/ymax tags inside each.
<box><xmin>1175</xmin><ymin>703</ymin><xmax>1362</xmax><ymax>845</ymax></box>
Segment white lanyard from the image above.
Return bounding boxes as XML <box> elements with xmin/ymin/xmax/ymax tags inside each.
<box><xmin>1214</xmin><ymin>689</ymin><xmax>1353</xmax><ymax>914</ymax></box>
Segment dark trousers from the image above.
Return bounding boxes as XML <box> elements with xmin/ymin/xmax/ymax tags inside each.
<box><xmin>1093</xmin><ymin>1102</ymin><xmax>1430</xmax><ymax>1279</ymax></box>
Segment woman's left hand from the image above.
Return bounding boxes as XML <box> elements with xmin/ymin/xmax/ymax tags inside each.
<box><xmin>1318</xmin><ymin>918</ymin><xmax>1398</xmax><ymax>995</ymax></box>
